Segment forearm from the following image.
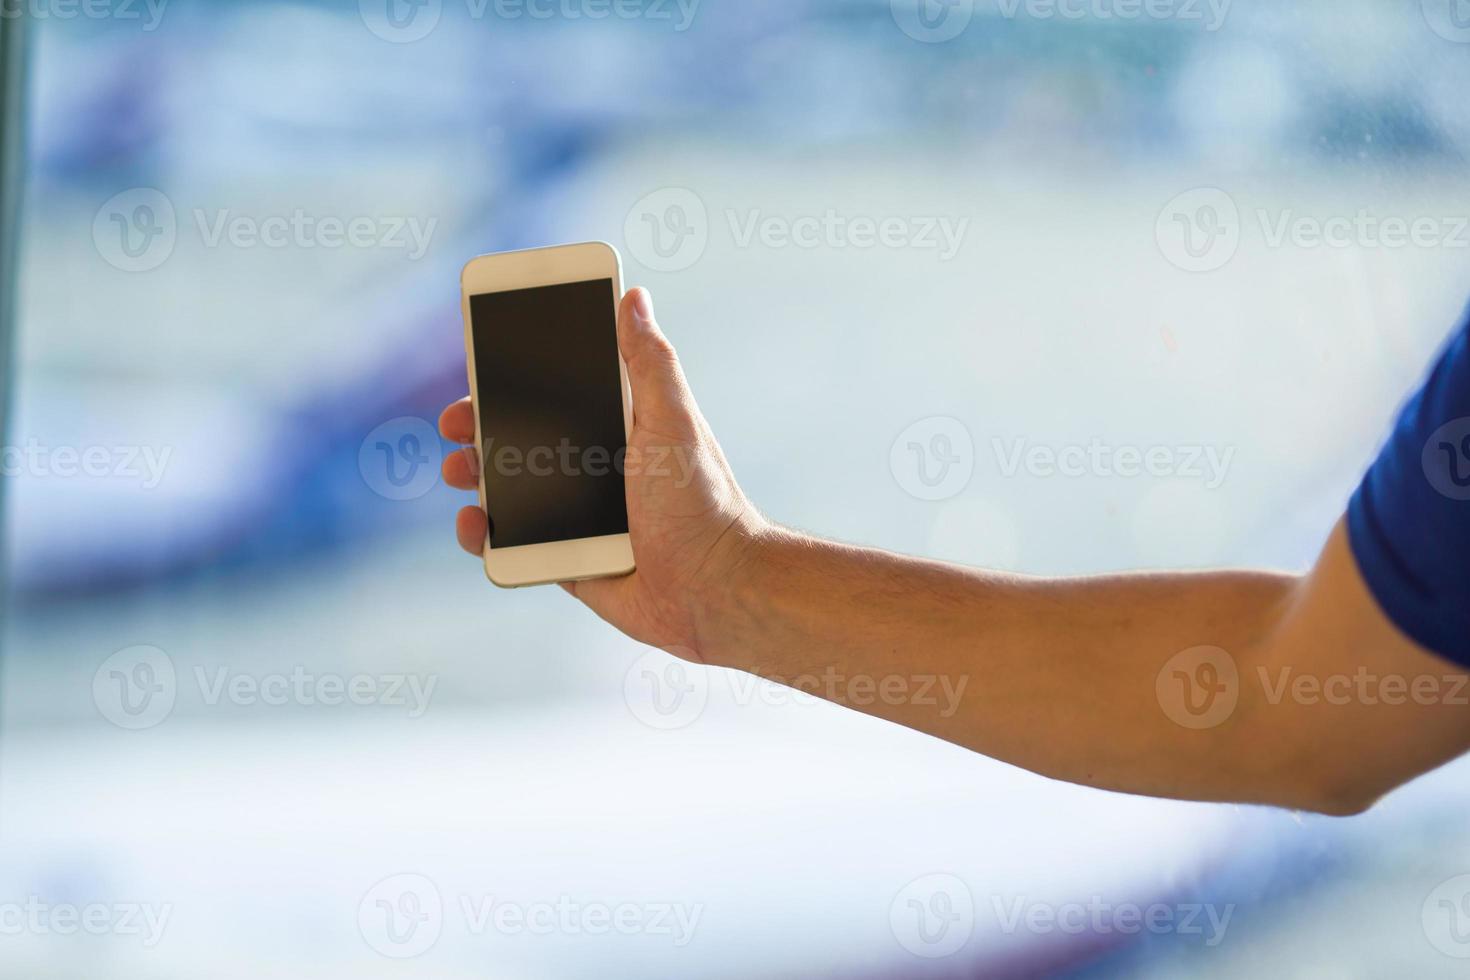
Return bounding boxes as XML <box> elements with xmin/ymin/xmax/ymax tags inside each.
<box><xmin>697</xmin><ymin>523</ymin><xmax>1318</xmax><ymax>809</ymax></box>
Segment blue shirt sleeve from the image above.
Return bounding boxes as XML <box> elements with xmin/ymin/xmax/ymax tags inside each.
<box><xmin>1347</xmin><ymin>309</ymin><xmax>1470</xmax><ymax>668</ymax></box>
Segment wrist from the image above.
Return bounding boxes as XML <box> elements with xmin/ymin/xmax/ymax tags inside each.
<box><xmin>690</xmin><ymin>509</ymin><xmax>791</xmax><ymax>670</ymax></box>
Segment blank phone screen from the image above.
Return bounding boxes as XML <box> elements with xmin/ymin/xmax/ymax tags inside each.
<box><xmin>469</xmin><ymin>278</ymin><xmax>629</xmax><ymax>548</ymax></box>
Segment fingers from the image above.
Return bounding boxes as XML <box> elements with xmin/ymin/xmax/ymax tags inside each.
<box><xmin>438</xmin><ymin>397</ymin><xmax>476</xmax><ymax>444</ymax></box>
<box><xmin>444</xmin><ymin>401</ymin><xmax>486</xmax><ymax>555</ymax></box>
<box><xmin>442</xmin><ymin>445</ymin><xmax>479</xmax><ymax>490</ymax></box>
<box><xmin>617</xmin><ymin>288</ymin><xmax>698</xmax><ymax>436</ymax></box>
<box><xmin>455</xmin><ymin>505</ymin><xmax>487</xmax><ymax>555</ymax></box>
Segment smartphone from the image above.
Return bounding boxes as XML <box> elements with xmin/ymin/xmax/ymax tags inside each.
<box><xmin>459</xmin><ymin>241</ymin><xmax>635</xmax><ymax>587</ymax></box>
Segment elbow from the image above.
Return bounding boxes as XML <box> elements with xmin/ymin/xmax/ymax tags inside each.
<box><xmin>1285</xmin><ymin>766</ymin><xmax>1386</xmax><ymax>817</ymax></box>
<box><xmin>1246</xmin><ymin>723</ymin><xmax>1387</xmax><ymax>817</ymax></box>
<box><xmin>1301</xmin><ymin>788</ymin><xmax>1378</xmax><ymax>818</ymax></box>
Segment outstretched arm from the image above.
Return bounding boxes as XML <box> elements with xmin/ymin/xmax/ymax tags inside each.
<box><xmin>685</xmin><ymin>517</ymin><xmax>1470</xmax><ymax>815</ymax></box>
<box><xmin>441</xmin><ymin>288</ymin><xmax>1470</xmax><ymax>815</ymax></box>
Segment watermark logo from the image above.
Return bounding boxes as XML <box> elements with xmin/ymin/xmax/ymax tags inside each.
<box><xmin>890</xmin><ymin>873</ymin><xmax>974</xmax><ymax>958</ymax></box>
<box><xmin>890</xmin><ymin>0</ymin><xmax>974</xmax><ymax>42</ymax></box>
<box><xmin>1423</xmin><ymin>417</ymin><xmax>1470</xmax><ymax>501</ymax></box>
<box><xmin>93</xmin><ymin>645</ymin><xmax>177</xmax><ymax>730</ymax></box>
<box><xmin>1424</xmin><ymin>874</ymin><xmax>1470</xmax><ymax>957</ymax></box>
<box><xmin>1422</xmin><ymin>0</ymin><xmax>1470</xmax><ymax>43</ymax></box>
<box><xmin>359</xmin><ymin>874</ymin><xmax>443</xmax><ymax>958</ymax></box>
<box><xmin>93</xmin><ymin>188</ymin><xmax>176</xmax><ymax>273</ymax></box>
<box><xmin>360</xmin><ymin>417</ymin><xmax>443</xmax><ymax>501</ymax></box>
<box><xmin>624</xmin><ymin>188</ymin><xmax>708</xmax><ymax>273</ymax></box>
<box><xmin>1156</xmin><ymin>188</ymin><xmax>1240</xmax><ymax>273</ymax></box>
<box><xmin>1156</xmin><ymin>645</ymin><xmax>1238</xmax><ymax>729</ymax></box>
<box><xmin>359</xmin><ymin>0</ymin><xmax>442</xmax><ymax>41</ymax></box>
<box><xmin>891</xmin><ymin>416</ymin><xmax>974</xmax><ymax>501</ymax></box>
<box><xmin>623</xmin><ymin>648</ymin><xmax>709</xmax><ymax>730</ymax></box>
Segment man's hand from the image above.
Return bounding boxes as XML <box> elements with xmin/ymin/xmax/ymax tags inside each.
<box><xmin>439</xmin><ymin>286</ymin><xmax>763</xmax><ymax>662</ymax></box>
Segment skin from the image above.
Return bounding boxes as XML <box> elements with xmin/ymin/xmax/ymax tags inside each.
<box><xmin>442</xmin><ymin>287</ymin><xmax>1470</xmax><ymax>816</ymax></box>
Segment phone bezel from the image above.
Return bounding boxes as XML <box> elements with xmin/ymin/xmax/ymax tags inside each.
<box><xmin>459</xmin><ymin>241</ymin><xmax>635</xmax><ymax>588</ymax></box>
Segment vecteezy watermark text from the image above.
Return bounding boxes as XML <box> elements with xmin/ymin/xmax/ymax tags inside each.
<box><xmin>193</xmin><ymin>209</ymin><xmax>435</xmax><ymax>258</ymax></box>
<box><xmin>1157</xmin><ymin>187</ymin><xmax>1470</xmax><ymax>273</ymax></box>
<box><xmin>0</xmin><ymin>897</ymin><xmax>172</xmax><ymax>947</ymax></box>
<box><xmin>1</xmin><ymin>439</ymin><xmax>171</xmax><ymax>488</ymax></box>
<box><xmin>889</xmin><ymin>0</ymin><xmax>1229</xmax><ymax>43</ymax></box>
<box><xmin>0</xmin><ymin>0</ymin><xmax>167</xmax><ymax>29</ymax></box>
<box><xmin>193</xmin><ymin>666</ymin><xmax>437</xmax><ymax>716</ymax></box>
<box><xmin>358</xmin><ymin>0</ymin><xmax>700</xmax><ymax>43</ymax></box>
<box><xmin>623</xmin><ymin>188</ymin><xmax>970</xmax><ymax>272</ymax></box>
<box><xmin>1157</xmin><ymin>645</ymin><xmax>1470</xmax><ymax>729</ymax></box>
<box><xmin>888</xmin><ymin>875</ymin><xmax>1232</xmax><ymax>960</ymax></box>
<box><xmin>992</xmin><ymin>437</ymin><xmax>1234</xmax><ymax>489</ymax></box>
<box><xmin>888</xmin><ymin>418</ymin><xmax>1235</xmax><ymax>502</ymax></box>
<box><xmin>725</xmin><ymin>209</ymin><xmax>968</xmax><ymax>261</ymax></box>
<box><xmin>479</xmin><ymin>438</ymin><xmax>696</xmax><ymax>488</ymax></box>
<box><xmin>459</xmin><ymin>894</ymin><xmax>701</xmax><ymax>945</ymax></box>
<box><xmin>357</xmin><ymin>874</ymin><xmax>701</xmax><ymax>959</ymax></box>
<box><xmin>1258</xmin><ymin>666</ymin><xmax>1470</xmax><ymax>708</ymax></box>
<box><xmin>93</xmin><ymin>188</ymin><xmax>437</xmax><ymax>272</ymax></box>
<box><xmin>994</xmin><ymin>0</ymin><xmax>1229</xmax><ymax>28</ymax></box>
<box><xmin>624</xmin><ymin>648</ymin><xmax>970</xmax><ymax>730</ymax></box>
<box><xmin>93</xmin><ymin>646</ymin><xmax>438</xmax><ymax>730</ymax></box>
<box><xmin>992</xmin><ymin>895</ymin><xmax>1233</xmax><ymax>946</ymax></box>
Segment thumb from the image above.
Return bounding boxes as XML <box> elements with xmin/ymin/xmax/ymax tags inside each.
<box><xmin>618</xmin><ymin>287</ymin><xmax>697</xmax><ymax>435</ymax></box>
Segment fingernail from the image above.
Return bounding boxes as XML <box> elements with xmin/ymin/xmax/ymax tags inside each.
<box><xmin>632</xmin><ymin>288</ymin><xmax>655</xmax><ymax>325</ymax></box>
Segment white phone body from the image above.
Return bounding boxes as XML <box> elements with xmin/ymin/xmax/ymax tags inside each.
<box><xmin>460</xmin><ymin>241</ymin><xmax>635</xmax><ymax>588</ymax></box>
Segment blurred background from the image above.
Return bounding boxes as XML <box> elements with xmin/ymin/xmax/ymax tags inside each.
<box><xmin>4</xmin><ymin>0</ymin><xmax>1470</xmax><ymax>975</ymax></box>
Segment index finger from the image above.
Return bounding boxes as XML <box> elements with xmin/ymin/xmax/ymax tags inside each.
<box><xmin>438</xmin><ymin>397</ymin><xmax>476</xmax><ymax>444</ymax></box>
